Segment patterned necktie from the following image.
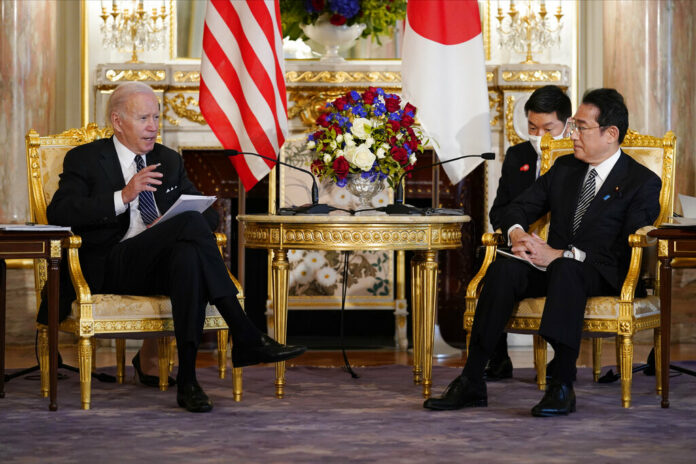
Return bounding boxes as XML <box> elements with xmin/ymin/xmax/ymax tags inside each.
<box><xmin>134</xmin><ymin>155</ymin><xmax>159</xmax><ymax>225</ymax></box>
<box><xmin>572</xmin><ymin>168</ymin><xmax>597</xmax><ymax>234</ymax></box>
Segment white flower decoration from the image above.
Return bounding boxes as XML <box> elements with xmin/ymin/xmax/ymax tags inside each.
<box><xmin>303</xmin><ymin>251</ymin><xmax>327</xmax><ymax>270</ymax></box>
<box><xmin>292</xmin><ymin>263</ymin><xmax>313</xmax><ymax>285</ymax></box>
<box><xmin>316</xmin><ymin>266</ymin><xmax>338</xmax><ymax>287</ymax></box>
<box><xmin>307</xmin><ymin>140</ymin><xmax>316</xmax><ymax>149</ymax></box>
<box><xmin>332</xmin><ymin>188</ymin><xmax>352</xmax><ymax>206</ymax></box>
<box><xmin>350</xmin><ymin>144</ymin><xmax>376</xmax><ymax>172</ymax></box>
<box><xmin>323</xmin><ymin>154</ymin><xmax>332</xmax><ymax>163</ymax></box>
<box><xmin>409</xmin><ymin>154</ymin><xmax>417</xmax><ymax>165</ymax></box>
<box><xmin>371</xmin><ymin>190</ymin><xmax>389</xmax><ymax>208</ymax></box>
<box><xmin>351</xmin><ymin>118</ymin><xmax>372</xmax><ymax>139</ymax></box>
<box><xmin>288</xmin><ymin>249</ymin><xmax>305</xmax><ymax>263</ymax></box>
<box><xmin>376</xmin><ymin>147</ymin><xmax>386</xmax><ymax>159</ymax></box>
<box><xmin>336</xmin><ymin>134</ymin><xmax>343</xmax><ymax>143</ymax></box>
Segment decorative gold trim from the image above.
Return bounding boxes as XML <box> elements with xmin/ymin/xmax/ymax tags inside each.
<box><xmin>505</xmin><ymin>95</ymin><xmax>525</xmax><ymax>146</ymax></box>
<box><xmin>489</xmin><ymin>91</ymin><xmax>503</xmax><ymax>127</ymax></box>
<box><xmin>484</xmin><ymin>0</ymin><xmax>491</xmax><ymax>61</ymax></box>
<box><xmin>105</xmin><ymin>69</ymin><xmax>167</xmax><ymax>82</ymax></box>
<box><xmin>80</xmin><ymin>0</ymin><xmax>89</xmax><ymax>126</ymax></box>
<box><xmin>173</xmin><ymin>71</ymin><xmax>201</xmax><ymax>83</ymax></box>
<box><xmin>50</xmin><ymin>240</ymin><xmax>61</xmax><ymax>259</ymax></box>
<box><xmin>501</xmin><ymin>70</ymin><xmax>562</xmax><ymax>82</ymax></box>
<box><xmin>658</xmin><ymin>239</ymin><xmax>669</xmax><ymax>258</ymax></box>
<box><xmin>486</xmin><ymin>71</ymin><xmax>495</xmax><ymax>84</ymax></box>
<box><xmin>163</xmin><ymin>93</ymin><xmax>207</xmax><ymax>126</ymax></box>
<box><xmin>285</xmin><ymin>71</ymin><xmax>401</xmax><ymax>84</ymax></box>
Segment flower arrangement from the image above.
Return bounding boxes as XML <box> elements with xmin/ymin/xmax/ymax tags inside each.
<box><xmin>280</xmin><ymin>0</ymin><xmax>407</xmax><ymax>43</ymax></box>
<box><xmin>307</xmin><ymin>87</ymin><xmax>424</xmax><ymax>189</ymax></box>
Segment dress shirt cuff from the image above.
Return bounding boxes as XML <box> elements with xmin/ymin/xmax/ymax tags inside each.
<box><xmin>507</xmin><ymin>224</ymin><xmax>524</xmax><ymax>246</ymax></box>
<box><xmin>114</xmin><ymin>191</ymin><xmax>128</xmax><ymax>216</ymax></box>
<box><xmin>572</xmin><ymin>246</ymin><xmax>586</xmax><ymax>262</ymax></box>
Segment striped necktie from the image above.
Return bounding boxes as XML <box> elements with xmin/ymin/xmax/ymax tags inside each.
<box><xmin>572</xmin><ymin>168</ymin><xmax>597</xmax><ymax>234</ymax></box>
<box><xmin>134</xmin><ymin>155</ymin><xmax>159</xmax><ymax>225</ymax></box>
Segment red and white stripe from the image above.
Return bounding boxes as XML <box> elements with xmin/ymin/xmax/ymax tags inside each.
<box><xmin>200</xmin><ymin>0</ymin><xmax>288</xmax><ymax>191</ymax></box>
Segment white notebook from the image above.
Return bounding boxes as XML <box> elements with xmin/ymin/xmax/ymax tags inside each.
<box><xmin>157</xmin><ymin>194</ymin><xmax>217</xmax><ymax>225</ymax></box>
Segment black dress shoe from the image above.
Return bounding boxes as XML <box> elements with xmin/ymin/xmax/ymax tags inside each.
<box><xmin>484</xmin><ymin>356</ymin><xmax>513</xmax><ymax>381</ymax></box>
<box><xmin>531</xmin><ymin>380</ymin><xmax>576</xmax><ymax>417</ymax></box>
<box><xmin>132</xmin><ymin>351</ymin><xmax>176</xmax><ymax>388</ymax></box>
<box><xmin>423</xmin><ymin>375</ymin><xmax>488</xmax><ymax>411</ymax></box>
<box><xmin>177</xmin><ymin>382</ymin><xmax>213</xmax><ymax>413</ymax></box>
<box><xmin>232</xmin><ymin>334</ymin><xmax>307</xmax><ymax>367</ymax></box>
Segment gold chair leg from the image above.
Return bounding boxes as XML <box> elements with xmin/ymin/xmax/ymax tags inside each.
<box><xmin>217</xmin><ymin>329</ymin><xmax>228</xmax><ymax>380</ymax></box>
<box><xmin>169</xmin><ymin>337</ymin><xmax>176</xmax><ymax>374</ymax></box>
<box><xmin>619</xmin><ymin>334</ymin><xmax>634</xmax><ymax>408</ymax></box>
<box><xmin>38</xmin><ymin>325</ymin><xmax>49</xmax><ymax>398</ymax></box>
<box><xmin>115</xmin><ymin>339</ymin><xmax>126</xmax><ymax>384</ymax></box>
<box><xmin>615</xmin><ymin>336</ymin><xmax>621</xmax><ymax>369</ymax></box>
<box><xmin>232</xmin><ymin>367</ymin><xmax>243</xmax><ymax>402</ymax></box>
<box><xmin>157</xmin><ymin>337</ymin><xmax>171</xmax><ymax>392</ymax></box>
<box><xmin>592</xmin><ymin>338</ymin><xmax>602</xmax><ymax>382</ymax></box>
<box><xmin>533</xmin><ymin>335</ymin><xmax>547</xmax><ymax>391</ymax></box>
<box><xmin>654</xmin><ymin>328</ymin><xmax>662</xmax><ymax>395</ymax></box>
<box><xmin>78</xmin><ymin>337</ymin><xmax>92</xmax><ymax>410</ymax></box>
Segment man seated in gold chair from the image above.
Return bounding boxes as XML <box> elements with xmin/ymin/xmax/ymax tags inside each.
<box><xmin>424</xmin><ymin>88</ymin><xmax>661</xmax><ymax>417</ymax></box>
<box><xmin>42</xmin><ymin>82</ymin><xmax>306</xmax><ymax>412</ymax></box>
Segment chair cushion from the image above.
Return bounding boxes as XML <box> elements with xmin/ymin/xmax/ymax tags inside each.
<box><xmin>70</xmin><ymin>294</ymin><xmax>223</xmax><ymax>320</ymax></box>
<box><xmin>513</xmin><ymin>295</ymin><xmax>660</xmax><ymax>320</ymax></box>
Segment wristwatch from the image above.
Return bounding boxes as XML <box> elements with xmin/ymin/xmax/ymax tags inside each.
<box><xmin>562</xmin><ymin>249</ymin><xmax>574</xmax><ymax>259</ymax></box>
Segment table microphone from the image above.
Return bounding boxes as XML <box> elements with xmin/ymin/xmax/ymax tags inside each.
<box><xmin>226</xmin><ymin>149</ymin><xmax>336</xmax><ymax>215</ymax></box>
<box><xmin>382</xmin><ymin>152</ymin><xmax>496</xmax><ymax>215</ymax></box>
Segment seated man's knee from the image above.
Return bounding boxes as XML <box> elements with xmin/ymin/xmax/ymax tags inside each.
<box><xmin>546</xmin><ymin>257</ymin><xmax>584</xmax><ymax>278</ymax></box>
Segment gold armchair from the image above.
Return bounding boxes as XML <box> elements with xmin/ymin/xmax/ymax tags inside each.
<box><xmin>464</xmin><ymin>129</ymin><xmax>676</xmax><ymax>408</ymax></box>
<box><xmin>26</xmin><ymin>124</ymin><xmax>243</xmax><ymax>409</ymax></box>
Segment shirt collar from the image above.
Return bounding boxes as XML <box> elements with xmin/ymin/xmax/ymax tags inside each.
<box><xmin>113</xmin><ymin>135</ymin><xmax>144</xmax><ymax>168</ymax></box>
<box><xmin>590</xmin><ymin>148</ymin><xmax>621</xmax><ymax>184</ymax></box>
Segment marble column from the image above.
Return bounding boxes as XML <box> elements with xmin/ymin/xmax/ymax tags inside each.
<box><xmin>0</xmin><ymin>0</ymin><xmax>57</xmax><ymax>223</ymax></box>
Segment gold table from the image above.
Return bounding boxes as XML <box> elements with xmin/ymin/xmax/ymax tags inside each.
<box><xmin>238</xmin><ymin>214</ymin><xmax>469</xmax><ymax>398</ymax></box>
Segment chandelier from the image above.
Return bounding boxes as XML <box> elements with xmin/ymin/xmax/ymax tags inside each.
<box><xmin>99</xmin><ymin>1</ymin><xmax>168</xmax><ymax>63</ymax></box>
<box><xmin>496</xmin><ymin>0</ymin><xmax>563</xmax><ymax>64</ymax></box>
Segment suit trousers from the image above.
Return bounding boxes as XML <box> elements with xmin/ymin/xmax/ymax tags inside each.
<box><xmin>469</xmin><ymin>257</ymin><xmax>615</xmax><ymax>361</ymax></box>
<box><xmin>102</xmin><ymin>211</ymin><xmax>237</xmax><ymax>345</ymax></box>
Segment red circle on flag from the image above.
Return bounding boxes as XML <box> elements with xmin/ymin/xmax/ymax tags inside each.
<box><xmin>407</xmin><ymin>0</ymin><xmax>482</xmax><ymax>45</ymax></box>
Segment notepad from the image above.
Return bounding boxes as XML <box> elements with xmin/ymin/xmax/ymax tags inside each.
<box><xmin>496</xmin><ymin>248</ymin><xmax>547</xmax><ymax>271</ymax></box>
<box><xmin>156</xmin><ymin>194</ymin><xmax>217</xmax><ymax>225</ymax></box>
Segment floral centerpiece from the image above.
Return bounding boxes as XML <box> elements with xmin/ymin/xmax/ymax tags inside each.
<box><xmin>307</xmin><ymin>87</ymin><xmax>424</xmax><ymax>191</ymax></box>
<box><xmin>280</xmin><ymin>0</ymin><xmax>407</xmax><ymax>44</ymax></box>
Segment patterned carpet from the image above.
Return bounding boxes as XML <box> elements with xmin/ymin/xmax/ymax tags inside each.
<box><xmin>1</xmin><ymin>363</ymin><xmax>695</xmax><ymax>463</ymax></box>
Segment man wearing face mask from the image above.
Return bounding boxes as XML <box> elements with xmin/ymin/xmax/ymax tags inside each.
<box><xmin>485</xmin><ymin>85</ymin><xmax>571</xmax><ymax>381</ymax></box>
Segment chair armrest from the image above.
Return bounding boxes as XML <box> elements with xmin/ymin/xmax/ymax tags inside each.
<box><xmin>62</xmin><ymin>235</ymin><xmax>93</xmax><ymax>305</ymax></box>
<box><xmin>619</xmin><ymin>229</ymin><xmax>653</xmax><ymax>303</ymax></box>
<box><xmin>465</xmin><ymin>232</ymin><xmax>505</xmax><ymax>299</ymax></box>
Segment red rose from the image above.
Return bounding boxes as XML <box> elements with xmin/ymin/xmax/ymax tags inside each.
<box><xmin>311</xmin><ymin>0</ymin><xmax>324</xmax><ymax>11</ymax></box>
<box><xmin>407</xmin><ymin>137</ymin><xmax>419</xmax><ymax>151</ymax></box>
<box><xmin>391</xmin><ymin>146</ymin><xmax>409</xmax><ymax>165</ymax></box>
<box><xmin>329</xmin><ymin>123</ymin><xmax>342</xmax><ymax>135</ymax></box>
<box><xmin>330</xmin><ymin>14</ymin><xmax>347</xmax><ymax>26</ymax></box>
<box><xmin>404</xmin><ymin>163</ymin><xmax>414</xmax><ymax>178</ymax></box>
<box><xmin>404</xmin><ymin>102</ymin><xmax>416</xmax><ymax>115</ymax></box>
<box><xmin>333</xmin><ymin>156</ymin><xmax>350</xmax><ymax>179</ymax></box>
<box><xmin>389</xmin><ymin>135</ymin><xmax>398</xmax><ymax>146</ymax></box>
<box><xmin>333</xmin><ymin>97</ymin><xmax>347</xmax><ymax>111</ymax></box>
<box><xmin>313</xmin><ymin>130</ymin><xmax>323</xmax><ymax>141</ymax></box>
<box><xmin>385</xmin><ymin>96</ymin><xmax>401</xmax><ymax>113</ymax></box>
<box><xmin>311</xmin><ymin>159</ymin><xmax>324</xmax><ymax>175</ymax></box>
<box><xmin>316</xmin><ymin>113</ymin><xmax>330</xmax><ymax>128</ymax></box>
<box><xmin>387</xmin><ymin>119</ymin><xmax>400</xmax><ymax>132</ymax></box>
<box><xmin>345</xmin><ymin>91</ymin><xmax>357</xmax><ymax>104</ymax></box>
<box><xmin>363</xmin><ymin>87</ymin><xmax>378</xmax><ymax>105</ymax></box>
<box><xmin>401</xmin><ymin>114</ymin><xmax>415</xmax><ymax>127</ymax></box>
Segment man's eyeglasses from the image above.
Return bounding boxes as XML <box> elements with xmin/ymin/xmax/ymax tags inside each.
<box><xmin>564</xmin><ymin>119</ymin><xmax>605</xmax><ymax>138</ymax></box>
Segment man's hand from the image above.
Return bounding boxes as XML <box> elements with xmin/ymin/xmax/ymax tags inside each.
<box><xmin>121</xmin><ymin>163</ymin><xmax>162</xmax><ymax>204</ymax></box>
<box><xmin>509</xmin><ymin>229</ymin><xmax>563</xmax><ymax>267</ymax></box>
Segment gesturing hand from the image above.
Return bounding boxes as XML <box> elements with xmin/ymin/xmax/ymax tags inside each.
<box><xmin>121</xmin><ymin>163</ymin><xmax>163</xmax><ymax>204</ymax></box>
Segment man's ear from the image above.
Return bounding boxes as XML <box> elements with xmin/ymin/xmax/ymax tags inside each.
<box><xmin>604</xmin><ymin>125</ymin><xmax>620</xmax><ymax>144</ymax></box>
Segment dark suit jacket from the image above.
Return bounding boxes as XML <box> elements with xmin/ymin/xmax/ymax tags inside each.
<box><xmin>42</xmin><ymin>137</ymin><xmax>217</xmax><ymax>322</ymax></box>
<box><xmin>502</xmin><ymin>151</ymin><xmax>662</xmax><ymax>291</ymax></box>
<box><xmin>489</xmin><ymin>141</ymin><xmax>538</xmax><ymax>231</ymax></box>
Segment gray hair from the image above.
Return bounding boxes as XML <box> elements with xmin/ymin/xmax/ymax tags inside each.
<box><xmin>105</xmin><ymin>82</ymin><xmax>157</xmax><ymax>126</ymax></box>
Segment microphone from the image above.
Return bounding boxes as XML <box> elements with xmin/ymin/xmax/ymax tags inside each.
<box><xmin>383</xmin><ymin>152</ymin><xmax>496</xmax><ymax>215</ymax></box>
<box><xmin>226</xmin><ymin>149</ymin><xmax>335</xmax><ymax>215</ymax></box>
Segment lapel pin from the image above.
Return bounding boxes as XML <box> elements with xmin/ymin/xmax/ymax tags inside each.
<box><xmin>520</xmin><ymin>164</ymin><xmax>530</xmax><ymax>172</ymax></box>
<box><xmin>603</xmin><ymin>194</ymin><xmax>610</xmax><ymax>200</ymax></box>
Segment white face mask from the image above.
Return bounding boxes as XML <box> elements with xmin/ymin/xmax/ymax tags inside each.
<box><xmin>528</xmin><ymin>131</ymin><xmax>565</xmax><ymax>157</ymax></box>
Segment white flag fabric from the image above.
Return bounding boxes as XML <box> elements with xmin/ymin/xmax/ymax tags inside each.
<box><xmin>200</xmin><ymin>0</ymin><xmax>288</xmax><ymax>191</ymax></box>
<box><xmin>401</xmin><ymin>0</ymin><xmax>491</xmax><ymax>185</ymax></box>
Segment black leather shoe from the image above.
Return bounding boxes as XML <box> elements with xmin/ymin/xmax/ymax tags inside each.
<box><xmin>232</xmin><ymin>334</ymin><xmax>307</xmax><ymax>367</ymax></box>
<box><xmin>423</xmin><ymin>375</ymin><xmax>488</xmax><ymax>411</ymax></box>
<box><xmin>177</xmin><ymin>382</ymin><xmax>213</xmax><ymax>413</ymax></box>
<box><xmin>484</xmin><ymin>356</ymin><xmax>513</xmax><ymax>381</ymax></box>
<box><xmin>531</xmin><ymin>380</ymin><xmax>576</xmax><ymax>417</ymax></box>
<box><xmin>132</xmin><ymin>351</ymin><xmax>176</xmax><ymax>388</ymax></box>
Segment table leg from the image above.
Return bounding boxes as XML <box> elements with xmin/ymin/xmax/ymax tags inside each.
<box><xmin>0</xmin><ymin>259</ymin><xmax>6</xmax><ymax>399</ymax></box>
<box><xmin>658</xmin><ymin>255</ymin><xmax>672</xmax><ymax>408</ymax></box>
<box><xmin>410</xmin><ymin>254</ymin><xmax>423</xmax><ymax>384</ymax></box>
<box><xmin>421</xmin><ymin>250</ymin><xmax>438</xmax><ymax>398</ymax></box>
<box><xmin>272</xmin><ymin>249</ymin><xmax>289</xmax><ymax>399</ymax></box>
<box><xmin>48</xmin><ymin>244</ymin><xmax>61</xmax><ymax>411</ymax></box>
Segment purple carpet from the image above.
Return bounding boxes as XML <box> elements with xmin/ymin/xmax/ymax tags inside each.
<box><xmin>1</xmin><ymin>363</ymin><xmax>695</xmax><ymax>463</ymax></box>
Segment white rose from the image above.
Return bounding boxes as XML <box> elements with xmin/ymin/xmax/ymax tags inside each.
<box><xmin>323</xmin><ymin>154</ymin><xmax>332</xmax><ymax>163</ymax></box>
<box><xmin>343</xmin><ymin>145</ymin><xmax>357</xmax><ymax>164</ymax></box>
<box><xmin>351</xmin><ymin>118</ymin><xmax>372</xmax><ymax>139</ymax></box>
<box><xmin>376</xmin><ymin>147</ymin><xmax>386</xmax><ymax>159</ymax></box>
<box><xmin>351</xmin><ymin>144</ymin><xmax>376</xmax><ymax>171</ymax></box>
<box><xmin>335</xmin><ymin>149</ymin><xmax>345</xmax><ymax>158</ymax></box>
<box><xmin>344</xmin><ymin>136</ymin><xmax>356</xmax><ymax>147</ymax></box>
<box><xmin>329</xmin><ymin>140</ymin><xmax>337</xmax><ymax>150</ymax></box>
<box><xmin>381</xmin><ymin>142</ymin><xmax>390</xmax><ymax>151</ymax></box>
<box><xmin>307</xmin><ymin>140</ymin><xmax>316</xmax><ymax>149</ymax></box>
<box><xmin>336</xmin><ymin>134</ymin><xmax>343</xmax><ymax>143</ymax></box>
<box><xmin>409</xmin><ymin>154</ymin><xmax>417</xmax><ymax>165</ymax></box>
<box><xmin>365</xmin><ymin>136</ymin><xmax>374</xmax><ymax>148</ymax></box>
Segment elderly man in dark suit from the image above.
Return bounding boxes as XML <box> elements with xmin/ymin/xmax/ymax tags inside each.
<box><xmin>425</xmin><ymin>88</ymin><xmax>661</xmax><ymax>416</ymax></box>
<box><xmin>47</xmin><ymin>82</ymin><xmax>305</xmax><ymax>412</ymax></box>
<box><xmin>486</xmin><ymin>85</ymin><xmax>571</xmax><ymax>381</ymax></box>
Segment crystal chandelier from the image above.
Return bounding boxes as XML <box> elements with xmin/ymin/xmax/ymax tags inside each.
<box><xmin>100</xmin><ymin>1</ymin><xmax>168</xmax><ymax>63</ymax></box>
<box><xmin>496</xmin><ymin>0</ymin><xmax>563</xmax><ymax>64</ymax></box>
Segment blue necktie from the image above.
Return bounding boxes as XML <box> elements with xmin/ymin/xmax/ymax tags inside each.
<box><xmin>134</xmin><ymin>155</ymin><xmax>159</xmax><ymax>225</ymax></box>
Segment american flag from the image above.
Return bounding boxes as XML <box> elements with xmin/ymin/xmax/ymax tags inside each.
<box><xmin>199</xmin><ymin>0</ymin><xmax>288</xmax><ymax>191</ymax></box>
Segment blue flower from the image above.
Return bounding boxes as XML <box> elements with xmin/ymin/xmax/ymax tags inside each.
<box><xmin>328</xmin><ymin>0</ymin><xmax>360</xmax><ymax>19</ymax></box>
<box><xmin>336</xmin><ymin>177</ymin><xmax>348</xmax><ymax>188</ymax></box>
<box><xmin>350</xmin><ymin>90</ymin><xmax>360</xmax><ymax>101</ymax></box>
<box><xmin>376</xmin><ymin>88</ymin><xmax>385</xmax><ymax>96</ymax></box>
<box><xmin>351</xmin><ymin>105</ymin><xmax>367</xmax><ymax>117</ymax></box>
<box><xmin>308</xmin><ymin>133</ymin><xmax>315</xmax><ymax>141</ymax></box>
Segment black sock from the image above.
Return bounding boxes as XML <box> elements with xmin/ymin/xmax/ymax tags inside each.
<box><xmin>176</xmin><ymin>341</ymin><xmax>198</xmax><ymax>387</ymax></box>
<box><xmin>462</xmin><ymin>342</ymin><xmax>489</xmax><ymax>383</ymax></box>
<box><xmin>213</xmin><ymin>295</ymin><xmax>263</xmax><ymax>346</ymax></box>
<box><xmin>550</xmin><ymin>342</ymin><xmax>577</xmax><ymax>385</ymax></box>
